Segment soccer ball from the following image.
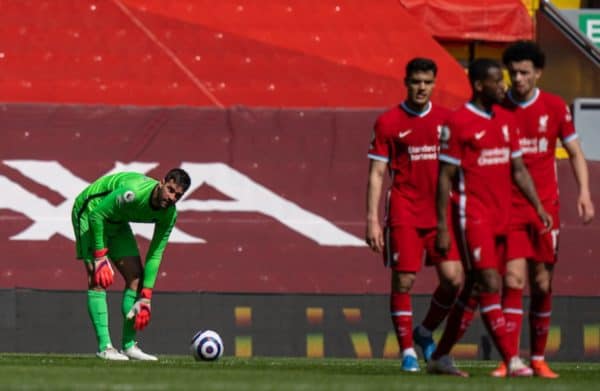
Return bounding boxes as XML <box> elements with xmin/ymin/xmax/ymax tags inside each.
<box><xmin>190</xmin><ymin>330</ymin><xmax>223</xmax><ymax>361</ymax></box>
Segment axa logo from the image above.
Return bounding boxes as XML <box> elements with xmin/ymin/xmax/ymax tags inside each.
<box><xmin>0</xmin><ymin>160</ymin><xmax>365</xmax><ymax>247</ymax></box>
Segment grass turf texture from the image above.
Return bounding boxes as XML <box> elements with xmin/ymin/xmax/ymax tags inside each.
<box><xmin>0</xmin><ymin>355</ymin><xmax>598</xmax><ymax>390</ymax></box>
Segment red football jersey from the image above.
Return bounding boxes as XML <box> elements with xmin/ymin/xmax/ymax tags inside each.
<box><xmin>368</xmin><ymin>102</ymin><xmax>450</xmax><ymax>228</ymax></box>
<box><xmin>503</xmin><ymin>88</ymin><xmax>577</xmax><ymax>206</ymax></box>
<box><xmin>439</xmin><ymin>103</ymin><xmax>522</xmax><ymax>234</ymax></box>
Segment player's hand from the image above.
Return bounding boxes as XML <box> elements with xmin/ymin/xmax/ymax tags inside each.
<box><xmin>93</xmin><ymin>249</ymin><xmax>114</xmax><ymax>289</ymax></box>
<box><xmin>435</xmin><ymin>226</ymin><xmax>450</xmax><ymax>256</ymax></box>
<box><xmin>127</xmin><ymin>288</ymin><xmax>152</xmax><ymax>330</ymax></box>
<box><xmin>365</xmin><ymin>220</ymin><xmax>384</xmax><ymax>253</ymax></box>
<box><xmin>577</xmin><ymin>192</ymin><xmax>595</xmax><ymax>224</ymax></box>
<box><xmin>536</xmin><ymin>207</ymin><xmax>553</xmax><ymax>233</ymax></box>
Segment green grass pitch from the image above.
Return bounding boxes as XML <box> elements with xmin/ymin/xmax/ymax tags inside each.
<box><xmin>1</xmin><ymin>354</ymin><xmax>599</xmax><ymax>390</ymax></box>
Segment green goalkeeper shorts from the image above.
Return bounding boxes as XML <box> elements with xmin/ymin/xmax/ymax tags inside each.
<box><xmin>72</xmin><ymin>212</ymin><xmax>140</xmax><ymax>262</ymax></box>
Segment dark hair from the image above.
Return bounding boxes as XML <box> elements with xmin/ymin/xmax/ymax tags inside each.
<box><xmin>165</xmin><ymin>168</ymin><xmax>191</xmax><ymax>192</ymax></box>
<box><xmin>502</xmin><ymin>40</ymin><xmax>545</xmax><ymax>69</ymax></box>
<box><xmin>405</xmin><ymin>57</ymin><xmax>437</xmax><ymax>78</ymax></box>
<box><xmin>468</xmin><ymin>58</ymin><xmax>501</xmax><ymax>86</ymax></box>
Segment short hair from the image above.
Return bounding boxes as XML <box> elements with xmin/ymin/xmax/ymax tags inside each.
<box><xmin>164</xmin><ymin>168</ymin><xmax>191</xmax><ymax>192</ymax></box>
<box><xmin>502</xmin><ymin>40</ymin><xmax>545</xmax><ymax>69</ymax></box>
<box><xmin>405</xmin><ymin>57</ymin><xmax>437</xmax><ymax>78</ymax></box>
<box><xmin>468</xmin><ymin>58</ymin><xmax>502</xmax><ymax>86</ymax></box>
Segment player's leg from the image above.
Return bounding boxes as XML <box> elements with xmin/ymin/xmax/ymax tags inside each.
<box><xmin>476</xmin><ymin>238</ymin><xmax>531</xmax><ymax>377</ymax></box>
<box><xmin>426</xmin><ymin>275</ymin><xmax>474</xmax><ymax>377</ymax></box>
<box><xmin>108</xmin><ymin>225</ymin><xmax>157</xmax><ymax>361</ymax></box>
<box><xmin>503</xmin><ymin>259</ymin><xmax>527</xmax><ymax>344</ymax></box>
<box><xmin>427</xmin><ymin>221</ymin><xmax>474</xmax><ymax>377</ymax></box>
<box><xmin>491</xmin><ymin>256</ymin><xmax>526</xmax><ymax>377</ymax></box>
<box><xmin>387</xmin><ymin>225</ymin><xmax>422</xmax><ymax>372</ymax></box>
<box><xmin>414</xmin><ymin>221</ymin><xmax>464</xmax><ymax>361</ymax></box>
<box><xmin>413</xmin><ymin>257</ymin><xmax>463</xmax><ymax>362</ymax></box>
<box><xmin>492</xmin><ymin>207</ymin><xmax>537</xmax><ymax>376</ymax></box>
<box><xmin>83</xmin><ymin>261</ymin><xmax>127</xmax><ymax>360</ymax></box>
<box><xmin>528</xmin><ymin>207</ymin><xmax>560</xmax><ymax>378</ymax></box>
<box><xmin>528</xmin><ymin>261</ymin><xmax>558</xmax><ymax>378</ymax></box>
<box><xmin>391</xmin><ymin>270</ymin><xmax>419</xmax><ymax>371</ymax></box>
<box><xmin>73</xmin><ymin>210</ymin><xmax>127</xmax><ymax>360</ymax></box>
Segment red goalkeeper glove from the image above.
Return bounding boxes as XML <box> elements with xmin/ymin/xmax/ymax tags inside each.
<box><xmin>93</xmin><ymin>248</ymin><xmax>114</xmax><ymax>288</ymax></box>
<box><xmin>127</xmin><ymin>288</ymin><xmax>152</xmax><ymax>330</ymax></box>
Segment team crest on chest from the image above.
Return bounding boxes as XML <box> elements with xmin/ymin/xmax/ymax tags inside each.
<box><xmin>538</xmin><ymin>115</ymin><xmax>549</xmax><ymax>133</ymax></box>
<box><xmin>501</xmin><ymin>125</ymin><xmax>509</xmax><ymax>142</ymax></box>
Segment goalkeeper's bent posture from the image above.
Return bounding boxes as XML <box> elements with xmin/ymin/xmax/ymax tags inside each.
<box><xmin>71</xmin><ymin>168</ymin><xmax>191</xmax><ymax>360</ymax></box>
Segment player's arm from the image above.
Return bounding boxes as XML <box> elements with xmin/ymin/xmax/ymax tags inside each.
<box><xmin>142</xmin><ymin>209</ymin><xmax>177</xmax><ymax>289</ymax></box>
<box><xmin>435</xmin><ymin>161</ymin><xmax>457</xmax><ymax>255</ymax></box>
<box><xmin>366</xmin><ymin>159</ymin><xmax>387</xmax><ymax>252</ymax></box>
<box><xmin>511</xmin><ymin>156</ymin><xmax>552</xmax><ymax>230</ymax></box>
<box><xmin>564</xmin><ymin>138</ymin><xmax>595</xmax><ymax>224</ymax></box>
<box><xmin>126</xmin><ymin>210</ymin><xmax>177</xmax><ymax>330</ymax></box>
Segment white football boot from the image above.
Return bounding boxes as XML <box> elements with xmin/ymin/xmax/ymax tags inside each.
<box><xmin>508</xmin><ymin>356</ymin><xmax>534</xmax><ymax>377</ymax></box>
<box><xmin>96</xmin><ymin>345</ymin><xmax>129</xmax><ymax>361</ymax></box>
<box><xmin>122</xmin><ymin>343</ymin><xmax>158</xmax><ymax>361</ymax></box>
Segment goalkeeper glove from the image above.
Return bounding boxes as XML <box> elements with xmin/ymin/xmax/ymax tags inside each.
<box><xmin>93</xmin><ymin>248</ymin><xmax>114</xmax><ymax>288</ymax></box>
<box><xmin>127</xmin><ymin>288</ymin><xmax>152</xmax><ymax>330</ymax></box>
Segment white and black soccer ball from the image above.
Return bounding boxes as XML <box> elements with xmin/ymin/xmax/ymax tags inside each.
<box><xmin>190</xmin><ymin>330</ymin><xmax>223</xmax><ymax>361</ymax></box>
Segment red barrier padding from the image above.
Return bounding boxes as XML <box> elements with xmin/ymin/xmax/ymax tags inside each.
<box><xmin>399</xmin><ymin>0</ymin><xmax>534</xmax><ymax>42</ymax></box>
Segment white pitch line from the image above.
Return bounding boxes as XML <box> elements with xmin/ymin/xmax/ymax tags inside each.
<box><xmin>111</xmin><ymin>0</ymin><xmax>225</xmax><ymax>108</ymax></box>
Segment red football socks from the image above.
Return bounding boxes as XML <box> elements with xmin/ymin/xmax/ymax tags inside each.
<box><xmin>502</xmin><ymin>287</ymin><xmax>524</xmax><ymax>353</ymax></box>
<box><xmin>422</xmin><ymin>285</ymin><xmax>457</xmax><ymax>332</ymax></box>
<box><xmin>529</xmin><ymin>292</ymin><xmax>552</xmax><ymax>359</ymax></box>
<box><xmin>431</xmin><ymin>293</ymin><xmax>478</xmax><ymax>359</ymax></box>
<box><xmin>391</xmin><ymin>292</ymin><xmax>413</xmax><ymax>351</ymax></box>
<box><xmin>480</xmin><ymin>292</ymin><xmax>516</xmax><ymax>362</ymax></box>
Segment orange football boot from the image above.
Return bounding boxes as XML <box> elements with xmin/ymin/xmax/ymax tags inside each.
<box><xmin>531</xmin><ymin>360</ymin><xmax>559</xmax><ymax>379</ymax></box>
<box><xmin>490</xmin><ymin>361</ymin><xmax>506</xmax><ymax>378</ymax></box>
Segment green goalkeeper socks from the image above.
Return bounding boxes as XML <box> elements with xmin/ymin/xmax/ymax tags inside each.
<box><xmin>121</xmin><ymin>289</ymin><xmax>138</xmax><ymax>350</ymax></box>
<box><xmin>87</xmin><ymin>290</ymin><xmax>112</xmax><ymax>352</ymax></box>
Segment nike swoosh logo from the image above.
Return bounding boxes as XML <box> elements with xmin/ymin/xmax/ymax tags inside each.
<box><xmin>474</xmin><ymin>131</ymin><xmax>486</xmax><ymax>140</ymax></box>
<box><xmin>398</xmin><ymin>130</ymin><xmax>412</xmax><ymax>138</ymax></box>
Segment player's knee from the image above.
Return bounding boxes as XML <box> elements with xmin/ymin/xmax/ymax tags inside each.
<box><xmin>392</xmin><ymin>272</ymin><xmax>415</xmax><ymax>293</ymax></box>
<box><xmin>440</xmin><ymin>273</ymin><xmax>463</xmax><ymax>292</ymax></box>
<box><xmin>126</xmin><ymin>278</ymin><xmax>141</xmax><ymax>292</ymax></box>
<box><xmin>478</xmin><ymin>269</ymin><xmax>501</xmax><ymax>293</ymax></box>
<box><xmin>531</xmin><ymin>277</ymin><xmax>551</xmax><ymax>295</ymax></box>
<box><xmin>504</xmin><ymin>270</ymin><xmax>525</xmax><ymax>289</ymax></box>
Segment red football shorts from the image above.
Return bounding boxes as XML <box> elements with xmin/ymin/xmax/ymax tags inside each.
<box><xmin>461</xmin><ymin>222</ymin><xmax>507</xmax><ymax>271</ymax></box>
<box><xmin>507</xmin><ymin>203</ymin><xmax>560</xmax><ymax>264</ymax></box>
<box><xmin>384</xmin><ymin>225</ymin><xmax>461</xmax><ymax>272</ymax></box>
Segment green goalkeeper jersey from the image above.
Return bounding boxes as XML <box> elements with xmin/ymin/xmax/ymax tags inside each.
<box><xmin>73</xmin><ymin>172</ymin><xmax>177</xmax><ymax>289</ymax></box>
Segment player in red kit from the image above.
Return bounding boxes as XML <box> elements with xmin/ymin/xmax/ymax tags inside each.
<box><xmin>366</xmin><ymin>58</ymin><xmax>463</xmax><ymax>372</ymax></box>
<box><xmin>426</xmin><ymin>58</ymin><xmax>552</xmax><ymax>377</ymax></box>
<box><xmin>490</xmin><ymin>41</ymin><xmax>595</xmax><ymax>378</ymax></box>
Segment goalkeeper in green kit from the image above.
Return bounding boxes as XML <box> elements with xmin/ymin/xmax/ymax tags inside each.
<box><xmin>71</xmin><ymin>168</ymin><xmax>191</xmax><ymax>360</ymax></box>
